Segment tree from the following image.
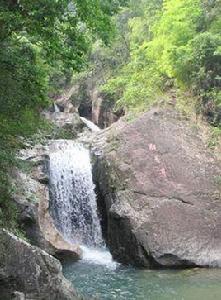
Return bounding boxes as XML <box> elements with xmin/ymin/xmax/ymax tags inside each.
<box><xmin>0</xmin><ymin>0</ymin><xmax>120</xmax><ymax>69</ymax></box>
<box><xmin>0</xmin><ymin>0</ymin><xmax>125</xmax><ymax>229</ymax></box>
<box><xmin>102</xmin><ymin>0</ymin><xmax>221</xmax><ymax>119</ymax></box>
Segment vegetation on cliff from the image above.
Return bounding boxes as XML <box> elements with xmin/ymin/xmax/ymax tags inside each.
<box><xmin>0</xmin><ymin>0</ymin><xmax>125</xmax><ymax>229</ymax></box>
<box><xmin>70</xmin><ymin>0</ymin><xmax>220</xmax><ymax>130</ymax></box>
<box><xmin>102</xmin><ymin>0</ymin><xmax>221</xmax><ymax>122</ymax></box>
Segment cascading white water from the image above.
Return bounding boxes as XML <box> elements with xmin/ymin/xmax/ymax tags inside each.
<box><xmin>54</xmin><ymin>103</ymin><xmax>60</xmax><ymax>113</ymax></box>
<box><xmin>49</xmin><ymin>141</ymin><xmax>103</xmax><ymax>246</ymax></box>
<box><xmin>80</xmin><ymin>117</ymin><xmax>101</xmax><ymax>132</ymax></box>
<box><xmin>49</xmin><ymin>140</ymin><xmax>116</xmax><ymax>268</ymax></box>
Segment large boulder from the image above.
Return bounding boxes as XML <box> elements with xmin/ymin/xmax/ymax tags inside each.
<box><xmin>0</xmin><ymin>229</ymin><xmax>80</xmax><ymax>300</ymax></box>
<box><xmin>93</xmin><ymin>108</ymin><xmax>221</xmax><ymax>268</ymax></box>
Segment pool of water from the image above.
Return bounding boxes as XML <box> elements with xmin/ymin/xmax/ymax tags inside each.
<box><xmin>63</xmin><ymin>259</ymin><xmax>221</xmax><ymax>300</ymax></box>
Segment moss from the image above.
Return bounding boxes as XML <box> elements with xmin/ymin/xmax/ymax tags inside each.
<box><xmin>124</xmin><ymin>110</ymin><xmax>144</xmax><ymax>123</ymax></box>
<box><xmin>100</xmin><ymin>156</ymin><xmax>127</xmax><ymax>193</ymax></box>
<box><xmin>51</xmin><ymin>126</ymin><xmax>78</xmax><ymax>140</ymax></box>
<box><xmin>207</xmin><ymin>126</ymin><xmax>221</xmax><ymax>149</ymax></box>
<box><xmin>106</xmin><ymin>128</ymin><xmax>121</xmax><ymax>151</ymax></box>
<box><xmin>106</xmin><ymin>136</ymin><xmax>120</xmax><ymax>153</ymax></box>
<box><xmin>214</xmin><ymin>176</ymin><xmax>221</xmax><ymax>186</ymax></box>
<box><xmin>0</xmin><ymin>200</ymin><xmax>25</xmax><ymax>239</ymax></box>
<box><xmin>163</xmin><ymin>90</ymin><xmax>198</xmax><ymax>120</ymax></box>
<box><xmin>26</xmin><ymin>193</ymin><xmax>39</xmax><ymax>204</ymax></box>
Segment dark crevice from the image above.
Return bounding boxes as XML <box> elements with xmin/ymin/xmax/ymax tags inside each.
<box><xmin>133</xmin><ymin>190</ymin><xmax>148</xmax><ymax>196</ymax></box>
<box><xmin>94</xmin><ymin>183</ymin><xmax>108</xmax><ymax>243</ymax></box>
<box><xmin>173</xmin><ymin>197</ymin><xmax>194</xmax><ymax>206</ymax></box>
<box><xmin>78</xmin><ymin>102</ymin><xmax>92</xmax><ymax>121</ymax></box>
<box><xmin>92</xmin><ymin>156</ymin><xmax>109</xmax><ymax>244</ymax></box>
<box><xmin>132</xmin><ymin>190</ymin><xmax>194</xmax><ymax>206</ymax></box>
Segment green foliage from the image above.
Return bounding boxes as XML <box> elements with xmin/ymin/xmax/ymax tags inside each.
<box><xmin>0</xmin><ymin>39</ymin><xmax>49</xmax><ymax>118</ymax></box>
<box><xmin>0</xmin><ymin>0</ymin><xmax>123</xmax><ymax>230</ymax></box>
<box><xmin>207</xmin><ymin>126</ymin><xmax>221</xmax><ymax>149</ymax></box>
<box><xmin>70</xmin><ymin>6</ymin><xmax>132</xmax><ymax>112</ymax></box>
<box><xmin>0</xmin><ymin>136</ymin><xmax>18</xmax><ymax>230</ymax></box>
<box><xmin>102</xmin><ymin>0</ymin><xmax>221</xmax><ymax>118</ymax></box>
<box><xmin>0</xmin><ymin>0</ymin><xmax>120</xmax><ymax>69</ymax></box>
<box><xmin>102</xmin><ymin>0</ymin><xmax>164</xmax><ymax>109</ymax></box>
<box><xmin>214</xmin><ymin>175</ymin><xmax>221</xmax><ymax>185</ymax></box>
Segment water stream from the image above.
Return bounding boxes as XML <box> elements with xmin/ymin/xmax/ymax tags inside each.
<box><xmin>49</xmin><ymin>139</ymin><xmax>221</xmax><ymax>300</ymax></box>
<box><xmin>49</xmin><ymin>140</ymin><xmax>116</xmax><ymax>268</ymax></box>
<box><xmin>80</xmin><ymin>116</ymin><xmax>101</xmax><ymax>132</ymax></box>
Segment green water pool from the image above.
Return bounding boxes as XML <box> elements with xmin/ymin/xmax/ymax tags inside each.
<box><xmin>63</xmin><ymin>260</ymin><xmax>221</xmax><ymax>300</ymax></box>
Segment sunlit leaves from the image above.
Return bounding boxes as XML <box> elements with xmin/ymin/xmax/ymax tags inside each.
<box><xmin>103</xmin><ymin>0</ymin><xmax>221</xmax><ymax>116</ymax></box>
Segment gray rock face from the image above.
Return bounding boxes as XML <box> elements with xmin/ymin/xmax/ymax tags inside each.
<box><xmin>0</xmin><ymin>230</ymin><xmax>79</xmax><ymax>300</ymax></box>
<box><xmin>43</xmin><ymin>111</ymin><xmax>85</xmax><ymax>135</ymax></box>
<box><xmin>93</xmin><ymin>108</ymin><xmax>221</xmax><ymax>268</ymax></box>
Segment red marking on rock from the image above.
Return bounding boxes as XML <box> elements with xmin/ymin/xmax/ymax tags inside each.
<box><xmin>154</xmin><ymin>155</ymin><xmax>161</xmax><ymax>164</ymax></box>
<box><xmin>160</xmin><ymin>168</ymin><xmax>167</xmax><ymax>178</ymax></box>
<box><xmin>149</xmin><ymin>144</ymin><xmax>157</xmax><ymax>151</ymax></box>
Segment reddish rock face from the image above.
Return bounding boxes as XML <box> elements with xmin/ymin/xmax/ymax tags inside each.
<box><xmin>93</xmin><ymin>108</ymin><xmax>221</xmax><ymax>268</ymax></box>
<box><xmin>78</xmin><ymin>92</ymin><xmax>122</xmax><ymax>129</ymax></box>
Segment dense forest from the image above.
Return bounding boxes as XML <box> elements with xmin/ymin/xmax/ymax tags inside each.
<box><xmin>0</xmin><ymin>0</ymin><xmax>221</xmax><ymax>229</ymax></box>
<box><xmin>103</xmin><ymin>0</ymin><xmax>221</xmax><ymax>117</ymax></box>
<box><xmin>80</xmin><ymin>0</ymin><xmax>221</xmax><ymax>119</ymax></box>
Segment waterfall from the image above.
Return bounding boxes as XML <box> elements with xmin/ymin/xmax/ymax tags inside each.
<box><xmin>49</xmin><ymin>141</ymin><xmax>103</xmax><ymax>247</ymax></box>
<box><xmin>80</xmin><ymin>117</ymin><xmax>101</xmax><ymax>132</ymax></box>
<box><xmin>49</xmin><ymin>140</ymin><xmax>116</xmax><ymax>268</ymax></box>
<box><xmin>54</xmin><ymin>103</ymin><xmax>60</xmax><ymax>113</ymax></box>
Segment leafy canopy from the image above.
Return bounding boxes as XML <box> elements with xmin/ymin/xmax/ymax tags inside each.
<box><xmin>103</xmin><ymin>0</ymin><xmax>221</xmax><ymax>120</ymax></box>
<box><xmin>0</xmin><ymin>0</ymin><xmax>124</xmax><ymax>229</ymax></box>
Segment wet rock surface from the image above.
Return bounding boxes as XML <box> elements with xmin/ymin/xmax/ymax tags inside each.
<box><xmin>93</xmin><ymin>108</ymin><xmax>221</xmax><ymax>268</ymax></box>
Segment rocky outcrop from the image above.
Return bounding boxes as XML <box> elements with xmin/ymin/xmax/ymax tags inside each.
<box><xmin>0</xmin><ymin>229</ymin><xmax>79</xmax><ymax>300</ymax></box>
<box><xmin>93</xmin><ymin>108</ymin><xmax>221</xmax><ymax>268</ymax></box>
<box><xmin>88</xmin><ymin>88</ymin><xmax>123</xmax><ymax>128</ymax></box>
<box><xmin>55</xmin><ymin>85</ymin><xmax>78</xmax><ymax>113</ymax></box>
<box><xmin>70</xmin><ymin>80</ymin><xmax>124</xmax><ymax>128</ymax></box>
<box><xmin>16</xmin><ymin>144</ymin><xmax>82</xmax><ymax>260</ymax></box>
<box><xmin>43</xmin><ymin>111</ymin><xmax>86</xmax><ymax>138</ymax></box>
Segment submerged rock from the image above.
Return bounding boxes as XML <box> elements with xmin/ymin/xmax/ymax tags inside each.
<box><xmin>0</xmin><ymin>229</ymin><xmax>79</xmax><ymax>300</ymax></box>
<box><xmin>93</xmin><ymin>108</ymin><xmax>221</xmax><ymax>268</ymax></box>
